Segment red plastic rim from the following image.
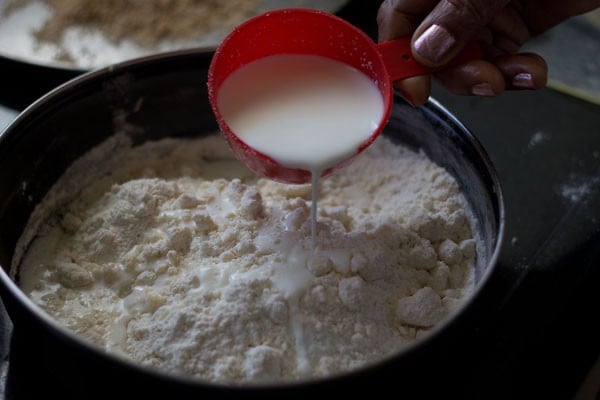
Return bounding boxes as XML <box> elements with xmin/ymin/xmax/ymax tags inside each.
<box><xmin>207</xmin><ymin>8</ymin><xmax>392</xmax><ymax>184</ymax></box>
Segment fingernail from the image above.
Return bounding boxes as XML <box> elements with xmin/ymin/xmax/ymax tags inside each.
<box><xmin>512</xmin><ymin>72</ymin><xmax>534</xmax><ymax>88</ymax></box>
<box><xmin>471</xmin><ymin>83</ymin><xmax>495</xmax><ymax>96</ymax></box>
<box><xmin>414</xmin><ymin>24</ymin><xmax>457</xmax><ymax>65</ymax></box>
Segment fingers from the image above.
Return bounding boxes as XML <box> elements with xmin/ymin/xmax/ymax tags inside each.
<box><xmin>377</xmin><ymin>0</ymin><xmax>438</xmax><ymax>41</ymax></box>
<box><xmin>376</xmin><ymin>0</ymin><xmax>549</xmax><ymax>105</ymax></box>
<box><xmin>495</xmin><ymin>52</ymin><xmax>548</xmax><ymax>89</ymax></box>
<box><xmin>377</xmin><ymin>0</ymin><xmax>439</xmax><ymax>105</ymax></box>
<box><xmin>394</xmin><ymin>76</ymin><xmax>431</xmax><ymax>106</ymax></box>
<box><xmin>411</xmin><ymin>0</ymin><xmax>509</xmax><ymax>67</ymax></box>
<box><xmin>487</xmin><ymin>5</ymin><xmax>531</xmax><ymax>52</ymax></box>
<box><xmin>378</xmin><ymin>0</ymin><xmax>512</xmax><ymax>105</ymax></box>
<box><xmin>433</xmin><ymin>60</ymin><xmax>506</xmax><ymax>96</ymax></box>
<box><xmin>433</xmin><ymin>52</ymin><xmax>548</xmax><ymax>96</ymax></box>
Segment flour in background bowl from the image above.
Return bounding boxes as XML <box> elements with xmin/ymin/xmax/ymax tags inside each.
<box><xmin>15</xmin><ymin>133</ymin><xmax>480</xmax><ymax>384</ymax></box>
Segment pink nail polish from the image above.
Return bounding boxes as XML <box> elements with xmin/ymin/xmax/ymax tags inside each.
<box><xmin>413</xmin><ymin>24</ymin><xmax>457</xmax><ymax>64</ymax></box>
<box><xmin>512</xmin><ymin>73</ymin><xmax>534</xmax><ymax>88</ymax></box>
<box><xmin>471</xmin><ymin>83</ymin><xmax>495</xmax><ymax>96</ymax></box>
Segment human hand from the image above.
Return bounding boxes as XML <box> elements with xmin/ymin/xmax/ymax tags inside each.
<box><xmin>377</xmin><ymin>0</ymin><xmax>600</xmax><ymax>106</ymax></box>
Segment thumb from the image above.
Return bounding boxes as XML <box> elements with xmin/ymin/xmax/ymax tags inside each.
<box><xmin>411</xmin><ymin>0</ymin><xmax>509</xmax><ymax>67</ymax></box>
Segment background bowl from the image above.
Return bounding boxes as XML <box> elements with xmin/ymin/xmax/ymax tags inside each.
<box><xmin>0</xmin><ymin>0</ymin><xmax>350</xmax><ymax>72</ymax></box>
<box><xmin>0</xmin><ymin>48</ymin><xmax>503</xmax><ymax>398</ymax></box>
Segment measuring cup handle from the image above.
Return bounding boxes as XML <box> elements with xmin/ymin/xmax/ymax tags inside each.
<box><xmin>376</xmin><ymin>38</ymin><xmax>483</xmax><ymax>82</ymax></box>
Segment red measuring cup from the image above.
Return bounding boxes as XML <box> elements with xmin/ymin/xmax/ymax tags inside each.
<box><xmin>208</xmin><ymin>8</ymin><xmax>481</xmax><ymax>184</ymax></box>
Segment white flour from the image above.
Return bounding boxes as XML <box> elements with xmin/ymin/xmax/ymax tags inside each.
<box><xmin>15</xmin><ymin>133</ymin><xmax>479</xmax><ymax>384</ymax></box>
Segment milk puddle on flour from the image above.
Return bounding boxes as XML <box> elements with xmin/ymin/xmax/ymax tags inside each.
<box><xmin>217</xmin><ymin>54</ymin><xmax>385</xmax><ymax>247</ymax></box>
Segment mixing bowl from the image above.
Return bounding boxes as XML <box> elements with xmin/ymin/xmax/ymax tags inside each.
<box><xmin>0</xmin><ymin>48</ymin><xmax>504</xmax><ymax>399</ymax></box>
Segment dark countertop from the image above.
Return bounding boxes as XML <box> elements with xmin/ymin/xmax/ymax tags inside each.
<box><xmin>1</xmin><ymin>2</ymin><xmax>599</xmax><ymax>399</ymax></box>
<box><xmin>429</xmin><ymin>85</ymin><xmax>600</xmax><ymax>400</ymax></box>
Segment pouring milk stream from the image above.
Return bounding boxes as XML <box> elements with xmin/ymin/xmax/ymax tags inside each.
<box><xmin>216</xmin><ymin>54</ymin><xmax>385</xmax><ymax>248</ymax></box>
